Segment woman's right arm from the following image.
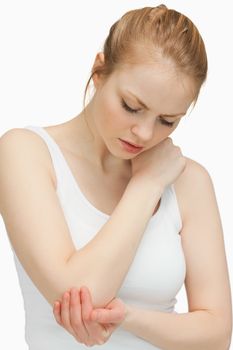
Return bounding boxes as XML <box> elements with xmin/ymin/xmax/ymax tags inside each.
<box><xmin>0</xmin><ymin>129</ymin><xmax>163</xmax><ymax>309</ymax></box>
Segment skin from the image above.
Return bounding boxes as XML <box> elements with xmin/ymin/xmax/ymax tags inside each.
<box><xmin>53</xmin><ymin>286</ymin><xmax>128</xmax><ymax>346</ymax></box>
<box><xmin>52</xmin><ymin>52</ymin><xmax>197</xmax><ymax>346</ymax></box>
<box><xmin>67</xmin><ymin>52</ymin><xmax>196</xmax><ymax>174</ymax></box>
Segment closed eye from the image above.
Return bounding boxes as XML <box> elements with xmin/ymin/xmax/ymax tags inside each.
<box><xmin>121</xmin><ymin>99</ymin><xmax>175</xmax><ymax>128</ymax></box>
<box><xmin>121</xmin><ymin>99</ymin><xmax>139</xmax><ymax>113</ymax></box>
<box><xmin>159</xmin><ymin>119</ymin><xmax>175</xmax><ymax>127</ymax></box>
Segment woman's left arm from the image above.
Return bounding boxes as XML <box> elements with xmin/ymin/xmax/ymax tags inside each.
<box><xmin>122</xmin><ymin>160</ymin><xmax>232</xmax><ymax>350</ymax></box>
<box><xmin>121</xmin><ymin>305</ymin><xmax>230</xmax><ymax>350</ymax></box>
<box><xmin>54</xmin><ymin>159</ymin><xmax>232</xmax><ymax>349</ymax></box>
<box><xmin>123</xmin><ymin>159</ymin><xmax>232</xmax><ymax>350</ymax></box>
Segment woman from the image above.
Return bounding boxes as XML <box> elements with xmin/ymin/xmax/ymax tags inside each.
<box><xmin>0</xmin><ymin>4</ymin><xmax>232</xmax><ymax>350</ymax></box>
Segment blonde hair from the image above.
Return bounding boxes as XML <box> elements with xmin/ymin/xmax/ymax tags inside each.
<box><xmin>83</xmin><ymin>4</ymin><xmax>208</xmax><ymax>109</ymax></box>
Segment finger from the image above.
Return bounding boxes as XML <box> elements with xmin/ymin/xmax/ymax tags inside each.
<box><xmin>53</xmin><ymin>300</ymin><xmax>62</xmax><ymax>325</ymax></box>
<box><xmin>96</xmin><ymin>326</ymin><xmax>111</xmax><ymax>345</ymax></box>
<box><xmin>80</xmin><ymin>286</ymin><xmax>101</xmax><ymax>334</ymax></box>
<box><xmin>80</xmin><ymin>286</ymin><xmax>93</xmax><ymax>321</ymax></box>
<box><xmin>80</xmin><ymin>286</ymin><xmax>115</xmax><ymax>345</ymax></box>
<box><xmin>60</xmin><ymin>292</ymin><xmax>76</xmax><ymax>336</ymax></box>
<box><xmin>91</xmin><ymin>306</ymin><xmax>125</xmax><ymax>324</ymax></box>
<box><xmin>70</xmin><ymin>288</ymin><xmax>89</xmax><ymax>341</ymax></box>
<box><xmin>100</xmin><ymin>298</ymin><xmax>127</xmax><ymax>323</ymax></box>
<box><xmin>95</xmin><ymin>322</ymin><xmax>119</xmax><ymax>345</ymax></box>
<box><xmin>105</xmin><ymin>323</ymin><xmax>118</xmax><ymax>337</ymax></box>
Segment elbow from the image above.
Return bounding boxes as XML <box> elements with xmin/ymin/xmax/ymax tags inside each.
<box><xmin>200</xmin><ymin>311</ymin><xmax>232</xmax><ymax>350</ymax></box>
<box><xmin>54</xmin><ymin>279</ymin><xmax>115</xmax><ymax>310</ymax></box>
<box><xmin>222</xmin><ymin>327</ymin><xmax>232</xmax><ymax>350</ymax></box>
<box><xmin>214</xmin><ymin>319</ymin><xmax>232</xmax><ymax>350</ymax></box>
<box><xmin>52</xmin><ymin>262</ymin><xmax>116</xmax><ymax>309</ymax></box>
<box><xmin>78</xmin><ymin>277</ymin><xmax>117</xmax><ymax>309</ymax></box>
<box><xmin>220</xmin><ymin>314</ymin><xmax>232</xmax><ymax>350</ymax></box>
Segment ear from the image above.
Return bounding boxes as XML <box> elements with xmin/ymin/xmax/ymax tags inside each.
<box><xmin>92</xmin><ymin>52</ymin><xmax>105</xmax><ymax>88</ymax></box>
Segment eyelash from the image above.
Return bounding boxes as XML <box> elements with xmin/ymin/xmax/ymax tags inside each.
<box><xmin>121</xmin><ymin>99</ymin><xmax>175</xmax><ymax>127</ymax></box>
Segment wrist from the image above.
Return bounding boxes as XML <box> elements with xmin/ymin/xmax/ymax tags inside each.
<box><xmin>129</xmin><ymin>176</ymin><xmax>164</xmax><ymax>199</ymax></box>
<box><xmin>120</xmin><ymin>303</ymin><xmax>135</xmax><ymax>330</ymax></box>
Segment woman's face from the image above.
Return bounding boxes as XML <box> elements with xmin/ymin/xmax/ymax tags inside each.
<box><xmin>90</xmin><ymin>59</ymin><xmax>196</xmax><ymax>159</ymax></box>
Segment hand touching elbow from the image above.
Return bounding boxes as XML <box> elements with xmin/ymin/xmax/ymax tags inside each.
<box><xmin>53</xmin><ymin>286</ymin><xmax>129</xmax><ymax>347</ymax></box>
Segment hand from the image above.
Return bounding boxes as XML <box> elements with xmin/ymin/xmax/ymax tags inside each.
<box><xmin>131</xmin><ymin>137</ymin><xmax>186</xmax><ymax>190</ymax></box>
<box><xmin>53</xmin><ymin>286</ymin><xmax>128</xmax><ymax>347</ymax></box>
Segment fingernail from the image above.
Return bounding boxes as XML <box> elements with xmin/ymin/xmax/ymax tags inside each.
<box><xmin>80</xmin><ymin>286</ymin><xmax>86</xmax><ymax>293</ymax></box>
<box><xmin>71</xmin><ymin>288</ymin><xmax>76</xmax><ymax>296</ymax></box>
<box><xmin>64</xmin><ymin>292</ymin><xmax>69</xmax><ymax>300</ymax></box>
<box><xmin>102</xmin><ymin>329</ymin><xmax>109</xmax><ymax>337</ymax></box>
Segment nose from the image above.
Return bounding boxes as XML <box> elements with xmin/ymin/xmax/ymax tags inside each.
<box><xmin>131</xmin><ymin>118</ymin><xmax>155</xmax><ymax>143</ymax></box>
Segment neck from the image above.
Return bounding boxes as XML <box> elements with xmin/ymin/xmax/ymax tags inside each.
<box><xmin>73</xmin><ymin>101</ymin><xmax>131</xmax><ymax>175</ymax></box>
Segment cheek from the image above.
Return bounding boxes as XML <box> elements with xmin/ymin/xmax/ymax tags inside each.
<box><xmin>100</xmin><ymin>95</ymin><xmax>128</xmax><ymax>130</ymax></box>
<box><xmin>150</xmin><ymin>124</ymin><xmax>178</xmax><ymax>147</ymax></box>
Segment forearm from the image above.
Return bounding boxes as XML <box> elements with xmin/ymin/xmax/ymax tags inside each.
<box><xmin>65</xmin><ymin>178</ymin><xmax>162</xmax><ymax>308</ymax></box>
<box><xmin>121</xmin><ymin>305</ymin><xmax>229</xmax><ymax>350</ymax></box>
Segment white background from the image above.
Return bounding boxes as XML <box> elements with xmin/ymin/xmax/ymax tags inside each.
<box><xmin>0</xmin><ymin>0</ymin><xmax>232</xmax><ymax>349</ymax></box>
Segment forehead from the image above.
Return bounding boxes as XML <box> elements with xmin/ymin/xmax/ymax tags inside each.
<box><xmin>112</xmin><ymin>62</ymin><xmax>196</xmax><ymax>114</ymax></box>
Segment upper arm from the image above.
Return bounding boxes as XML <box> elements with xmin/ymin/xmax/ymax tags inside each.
<box><xmin>0</xmin><ymin>129</ymin><xmax>77</xmax><ymax>305</ymax></box>
<box><xmin>175</xmin><ymin>158</ymin><xmax>232</xmax><ymax>336</ymax></box>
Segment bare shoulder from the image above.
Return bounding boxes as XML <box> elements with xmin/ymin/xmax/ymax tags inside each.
<box><xmin>0</xmin><ymin>128</ymin><xmax>56</xmax><ymax>188</ymax></box>
<box><xmin>0</xmin><ymin>127</ymin><xmax>49</xmax><ymax>157</ymax></box>
<box><xmin>1</xmin><ymin>127</ymin><xmax>42</xmax><ymax>142</ymax></box>
<box><xmin>173</xmin><ymin>156</ymin><xmax>214</xmax><ymax>225</ymax></box>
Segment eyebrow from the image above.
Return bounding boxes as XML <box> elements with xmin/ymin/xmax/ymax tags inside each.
<box><xmin>125</xmin><ymin>90</ymin><xmax>186</xmax><ymax>118</ymax></box>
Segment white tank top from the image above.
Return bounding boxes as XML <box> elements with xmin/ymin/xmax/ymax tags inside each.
<box><xmin>10</xmin><ymin>125</ymin><xmax>186</xmax><ymax>350</ymax></box>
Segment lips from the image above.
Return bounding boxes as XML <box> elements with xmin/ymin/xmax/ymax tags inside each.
<box><xmin>119</xmin><ymin>139</ymin><xmax>144</xmax><ymax>154</ymax></box>
<box><xmin>120</xmin><ymin>139</ymin><xmax>143</xmax><ymax>148</ymax></box>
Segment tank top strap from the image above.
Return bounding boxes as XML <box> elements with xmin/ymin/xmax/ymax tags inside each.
<box><xmin>162</xmin><ymin>183</ymin><xmax>183</xmax><ymax>233</ymax></box>
<box><xmin>23</xmin><ymin>125</ymin><xmax>74</xmax><ymax>190</ymax></box>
